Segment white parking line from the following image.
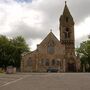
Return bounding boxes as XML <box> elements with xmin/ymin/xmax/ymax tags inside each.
<box><xmin>0</xmin><ymin>75</ymin><xmax>29</xmax><ymax>88</ymax></box>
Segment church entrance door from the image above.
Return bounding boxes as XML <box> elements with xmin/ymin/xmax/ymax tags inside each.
<box><xmin>68</xmin><ymin>63</ymin><xmax>76</xmax><ymax>72</ymax></box>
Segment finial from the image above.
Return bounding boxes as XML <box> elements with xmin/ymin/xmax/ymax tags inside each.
<box><xmin>50</xmin><ymin>29</ymin><xmax>52</xmax><ymax>32</ymax></box>
<box><xmin>65</xmin><ymin>1</ymin><xmax>67</xmax><ymax>5</ymax></box>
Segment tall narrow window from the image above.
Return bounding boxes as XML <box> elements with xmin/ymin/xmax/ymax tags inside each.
<box><xmin>40</xmin><ymin>59</ymin><xmax>44</xmax><ymax>66</ymax></box>
<box><xmin>68</xmin><ymin>32</ymin><xmax>71</xmax><ymax>38</ymax></box>
<box><xmin>27</xmin><ymin>57</ymin><xmax>32</xmax><ymax>66</ymax></box>
<box><xmin>64</xmin><ymin>28</ymin><xmax>71</xmax><ymax>38</ymax></box>
<box><xmin>52</xmin><ymin>59</ymin><xmax>55</xmax><ymax>65</ymax></box>
<box><xmin>66</xmin><ymin>28</ymin><xmax>69</xmax><ymax>31</ymax></box>
<box><xmin>47</xmin><ymin>46</ymin><xmax>54</xmax><ymax>54</ymax></box>
<box><xmin>56</xmin><ymin>60</ymin><xmax>60</xmax><ymax>65</ymax></box>
<box><xmin>45</xmin><ymin>59</ymin><xmax>49</xmax><ymax>66</ymax></box>
<box><xmin>66</xmin><ymin>17</ymin><xmax>68</xmax><ymax>22</ymax></box>
<box><xmin>64</xmin><ymin>32</ymin><xmax>68</xmax><ymax>38</ymax></box>
<box><xmin>47</xmin><ymin>40</ymin><xmax>55</xmax><ymax>54</ymax></box>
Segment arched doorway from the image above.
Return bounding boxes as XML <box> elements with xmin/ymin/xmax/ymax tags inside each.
<box><xmin>68</xmin><ymin>63</ymin><xmax>76</xmax><ymax>72</ymax></box>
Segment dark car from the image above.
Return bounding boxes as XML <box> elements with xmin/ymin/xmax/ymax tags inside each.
<box><xmin>47</xmin><ymin>67</ymin><xmax>58</xmax><ymax>72</ymax></box>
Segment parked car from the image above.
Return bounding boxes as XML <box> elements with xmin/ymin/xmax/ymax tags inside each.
<box><xmin>47</xmin><ymin>67</ymin><xmax>59</xmax><ymax>72</ymax></box>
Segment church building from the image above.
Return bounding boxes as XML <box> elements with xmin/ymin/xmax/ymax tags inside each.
<box><xmin>21</xmin><ymin>2</ymin><xmax>80</xmax><ymax>72</ymax></box>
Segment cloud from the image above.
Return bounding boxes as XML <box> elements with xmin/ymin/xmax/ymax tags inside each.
<box><xmin>15</xmin><ymin>0</ymin><xmax>32</xmax><ymax>3</ymax></box>
<box><xmin>6</xmin><ymin>21</ymin><xmax>48</xmax><ymax>40</ymax></box>
<box><xmin>0</xmin><ymin>0</ymin><xmax>90</xmax><ymax>50</ymax></box>
<box><xmin>75</xmin><ymin>35</ymin><xmax>89</xmax><ymax>48</ymax></box>
<box><xmin>75</xmin><ymin>17</ymin><xmax>90</xmax><ymax>39</ymax></box>
<box><xmin>68</xmin><ymin>0</ymin><xmax>90</xmax><ymax>24</ymax></box>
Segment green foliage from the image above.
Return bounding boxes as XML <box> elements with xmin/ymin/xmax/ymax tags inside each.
<box><xmin>76</xmin><ymin>37</ymin><xmax>90</xmax><ymax>71</ymax></box>
<box><xmin>0</xmin><ymin>35</ymin><xmax>30</xmax><ymax>69</ymax></box>
<box><xmin>11</xmin><ymin>36</ymin><xmax>29</xmax><ymax>53</ymax></box>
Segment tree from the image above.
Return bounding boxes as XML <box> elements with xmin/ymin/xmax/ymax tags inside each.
<box><xmin>76</xmin><ymin>37</ymin><xmax>90</xmax><ymax>71</ymax></box>
<box><xmin>11</xmin><ymin>36</ymin><xmax>29</xmax><ymax>53</ymax></box>
<box><xmin>10</xmin><ymin>36</ymin><xmax>30</xmax><ymax>69</ymax></box>
<box><xmin>0</xmin><ymin>35</ymin><xmax>9</xmax><ymax>68</ymax></box>
<box><xmin>0</xmin><ymin>35</ymin><xmax>30</xmax><ymax>70</ymax></box>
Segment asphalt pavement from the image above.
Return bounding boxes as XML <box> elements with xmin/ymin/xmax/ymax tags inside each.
<box><xmin>0</xmin><ymin>73</ymin><xmax>90</xmax><ymax>90</ymax></box>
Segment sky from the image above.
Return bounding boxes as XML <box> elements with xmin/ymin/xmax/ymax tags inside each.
<box><xmin>0</xmin><ymin>0</ymin><xmax>90</xmax><ymax>50</ymax></box>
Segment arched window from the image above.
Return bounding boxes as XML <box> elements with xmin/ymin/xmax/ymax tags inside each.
<box><xmin>64</xmin><ymin>28</ymin><xmax>71</xmax><ymax>38</ymax></box>
<box><xmin>56</xmin><ymin>60</ymin><xmax>60</xmax><ymax>65</ymax></box>
<box><xmin>40</xmin><ymin>59</ymin><xmax>44</xmax><ymax>65</ymax></box>
<box><xmin>27</xmin><ymin>57</ymin><xmax>32</xmax><ymax>66</ymax></box>
<box><xmin>64</xmin><ymin>32</ymin><xmax>68</xmax><ymax>38</ymax></box>
<box><xmin>52</xmin><ymin>59</ymin><xmax>56</xmax><ymax>65</ymax></box>
<box><xmin>66</xmin><ymin>28</ymin><xmax>69</xmax><ymax>32</ymax></box>
<box><xmin>45</xmin><ymin>59</ymin><xmax>49</xmax><ymax>66</ymax></box>
<box><xmin>47</xmin><ymin>46</ymin><xmax>54</xmax><ymax>54</ymax></box>
<box><xmin>66</xmin><ymin>17</ymin><xmax>68</xmax><ymax>22</ymax></box>
<box><xmin>68</xmin><ymin>32</ymin><xmax>71</xmax><ymax>38</ymax></box>
<box><xmin>47</xmin><ymin>40</ymin><xmax>55</xmax><ymax>54</ymax></box>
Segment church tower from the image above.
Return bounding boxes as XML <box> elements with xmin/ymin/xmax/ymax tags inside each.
<box><xmin>59</xmin><ymin>1</ymin><xmax>76</xmax><ymax>72</ymax></box>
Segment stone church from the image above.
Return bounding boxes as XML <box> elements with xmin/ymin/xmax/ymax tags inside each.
<box><xmin>21</xmin><ymin>2</ymin><xmax>80</xmax><ymax>72</ymax></box>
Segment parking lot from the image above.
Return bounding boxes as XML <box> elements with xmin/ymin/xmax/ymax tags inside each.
<box><xmin>0</xmin><ymin>73</ymin><xmax>90</xmax><ymax>90</ymax></box>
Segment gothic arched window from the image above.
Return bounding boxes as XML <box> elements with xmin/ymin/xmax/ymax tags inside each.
<box><xmin>45</xmin><ymin>59</ymin><xmax>49</xmax><ymax>66</ymax></box>
<box><xmin>66</xmin><ymin>17</ymin><xmax>69</xmax><ymax>22</ymax></box>
<box><xmin>52</xmin><ymin>59</ymin><xmax>56</xmax><ymax>65</ymax></box>
<box><xmin>27</xmin><ymin>57</ymin><xmax>32</xmax><ymax>66</ymax></box>
<box><xmin>64</xmin><ymin>32</ymin><xmax>68</xmax><ymax>38</ymax></box>
<box><xmin>56</xmin><ymin>60</ymin><xmax>60</xmax><ymax>65</ymax></box>
<box><xmin>40</xmin><ymin>59</ymin><xmax>44</xmax><ymax>65</ymax></box>
<box><xmin>68</xmin><ymin>32</ymin><xmax>71</xmax><ymax>38</ymax></box>
<box><xmin>47</xmin><ymin>40</ymin><xmax>55</xmax><ymax>54</ymax></box>
<box><xmin>47</xmin><ymin>46</ymin><xmax>54</xmax><ymax>54</ymax></box>
<box><xmin>66</xmin><ymin>28</ymin><xmax>69</xmax><ymax>32</ymax></box>
<box><xmin>64</xmin><ymin>28</ymin><xmax>71</xmax><ymax>38</ymax></box>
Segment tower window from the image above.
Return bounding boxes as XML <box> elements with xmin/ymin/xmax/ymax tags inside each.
<box><xmin>66</xmin><ymin>28</ymin><xmax>69</xmax><ymax>31</ymax></box>
<box><xmin>64</xmin><ymin>28</ymin><xmax>71</xmax><ymax>38</ymax></box>
<box><xmin>66</xmin><ymin>17</ymin><xmax>68</xmax><ymax>22</ymax></box>
<box><xmin>68</xmin><ymin>32</ymin><xmax>71</xmax><ymax>38</ymax></box>
<box><xmin>64</xmin><ymin>32</ymin><xmax>68</xmax><ymax>38</ymax></box>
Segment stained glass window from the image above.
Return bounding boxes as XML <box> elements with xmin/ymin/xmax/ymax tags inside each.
<box><xmin>47</xmin><ymin>46</ymin><xmax>54</xmax><ymax>54</ymax></box>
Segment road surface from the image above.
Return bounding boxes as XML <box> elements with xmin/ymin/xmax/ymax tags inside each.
<box><xmin>0</xmin><ymin>73</ymin><xmax>90</xmax><ymax>90</ymax></box>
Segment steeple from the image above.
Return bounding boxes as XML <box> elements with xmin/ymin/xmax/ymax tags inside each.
<box><xmin>60</xmin><ymin>1</ymin><xmax>74</xmax><ymax>27</ymax></box>
<box><xmin>59</xmin><ymin>1</ymin><xmax>75</xmax><ymax>53</ymax></box>
<box><xmin>63</xmin><ymin>1</ymin><xmax>71</xmax><ymax>16</ymax></box>
<box><xmin>59</xmin><ymin>1</ymin><xmax>76</xmax><ymax>72</ymax></box>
